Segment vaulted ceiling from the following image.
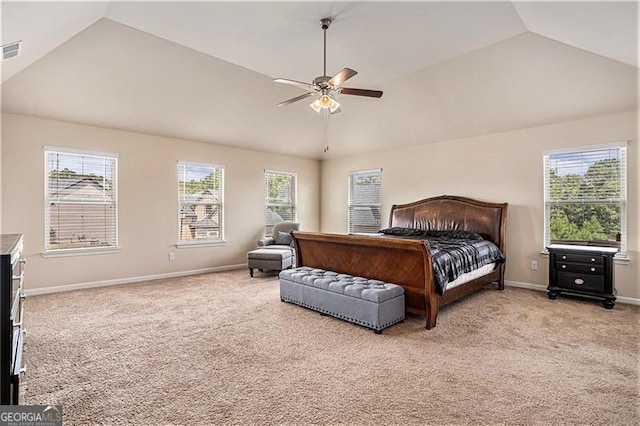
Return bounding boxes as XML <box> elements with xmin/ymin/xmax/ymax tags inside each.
<box><xmin>1</xmin><ymin>1</ymin><xmax>638</xmax><ymax>159</ymax></box>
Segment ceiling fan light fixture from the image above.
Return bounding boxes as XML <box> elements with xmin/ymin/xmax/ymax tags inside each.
<box><xmin>310</xmin><ymin>94</ymin><xmax>340</xmax><ymax>113</ymax></box>
<box><xmin>319</xmin><ymin>94</ymin><xmax>332</xmax><ymax>108</ymax></box>
<box><xmin>310</xmin><ymin>98</ymin><xmax>322</xmax><ymax>113</ymax></box>
<box><xmin>329</xmin><ymin>98</ymin><xmax>341</xmax><ymax>113</ymax></box>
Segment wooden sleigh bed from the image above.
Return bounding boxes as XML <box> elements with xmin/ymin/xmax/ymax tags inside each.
<box><xmin>291</xmin><ymin>195</ymin><xmax>508</xmax><ymax>329</ymax></box>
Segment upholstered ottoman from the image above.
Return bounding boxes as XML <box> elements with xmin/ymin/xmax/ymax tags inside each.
<box><xmin>279</xmin><ymin>267</ymin><xmax>405</xmax><ymax>333</ymax></box>
<box><xmin>247</xmin><ymin>248</ymin><xmax>293</xmax><ymax>277</ymax></box>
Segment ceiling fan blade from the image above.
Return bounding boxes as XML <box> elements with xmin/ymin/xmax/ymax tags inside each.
<box><xmin>274</xmin><ymin>78</ymin><xmax>316</xmax><ymax>91</ymax></box>
<box><xmin>277</xmin><ymin>92</ymin><xmax>315</xmax><ymax>107</ymax></box>
<box><xmin>328</xmin><ymin>68</ymin><xmax>358</xmax><ymax>87</ymax></box>
<box><xmin>340</xmin><ymin>87</ymin><xmax>383</xmax><ymax>98</ymax></box>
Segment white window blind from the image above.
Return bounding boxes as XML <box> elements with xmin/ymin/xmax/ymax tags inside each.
<box><xmin>543</xmin><ymin>142</ymin><xmax>627</xmax><ymax>256</ymax></box>
<box><xmin>178</xmin><ymin>162</ymin><xmax>224</xmax><ymax>243</ymax></box>
<box><xmin>348</xmin><ymin>169</ymin><xmax>382</xmax><ymax>234</ymax></box>
<box><xmin>45</xmin><ymin>149</ymin><xmax>118</xmax><ymax>252</ymax></box>
<box><xmin>265</xmin><ymin>170</ymin><xmax>297</xmax><ymax>235</ymax></box>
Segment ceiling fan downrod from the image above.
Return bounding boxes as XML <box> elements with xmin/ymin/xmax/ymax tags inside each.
<box><xmin>320</xmin><ymin>18</ymin><xmax>331</xmax><ymax>79</ymax></box>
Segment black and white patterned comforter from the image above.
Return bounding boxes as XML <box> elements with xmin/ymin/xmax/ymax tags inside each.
<box><xmin>378</xmin><ymin>228</ymin><xmax>504</xmax><ymax>295</ymax></box>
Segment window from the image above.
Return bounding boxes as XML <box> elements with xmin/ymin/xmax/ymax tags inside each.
<box><xmin>45</xmin><ymin>148</ymin><xmax>118</xmax><ymax>253</ymax></box>
<box><xmin>265</xmin><ymin>170</ymin><xmax>297</xmax><ymax>235</ymax></box>
<box><xmin>348</xmin><ymin>169</ymin><xmax>382</xmax><ymax>234</ymax></box>
<box><xmin>544</xmin><ymin>142</ymin><xmax>627</xmax><ymax>256</ymax></box>
<box><xmin>178</xmin><ymin>162</ymin><xmax>224</xmax><ymax>244</ymax></box>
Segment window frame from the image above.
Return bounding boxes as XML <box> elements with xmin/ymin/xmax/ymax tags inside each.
<box><xmin>44</xmin><ymin>146</ymin><xmax>119</xmax><ymax>255</ymax></box>
<box><xmin>543</xmin><ymin>141</ymin><xmax>628</xmax><ymax>258</ymax></box>
<box><xmin>177</xmin><ymin>161</ymin><xmax>225</xmax><ymax>247</ymax></box>
<box><xmin>264</xmin><ymin>170</ymin><xmax>298</xmax><ymax>236</ymax></box>
<box><xmin>348</xmin><ymin>168</ymin><xmax>382</xmax><ymax>234</ymax></box>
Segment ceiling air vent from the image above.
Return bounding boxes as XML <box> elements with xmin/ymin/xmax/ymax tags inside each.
<box><xmin>2</xmin><ymin>40</ymin><xmax>22</xmax><ymax>60</ymax></box>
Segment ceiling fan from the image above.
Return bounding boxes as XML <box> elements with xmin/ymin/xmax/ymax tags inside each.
<box><xmin>274</xmin><ymin>18</ymin><xmax>383</xmax><ymax>114</ymax></box>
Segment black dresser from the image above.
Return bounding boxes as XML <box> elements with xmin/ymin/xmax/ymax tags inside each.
<box><xmin>547</xmin><ymin>244</ymin><xmax>618</xmax><ymax>309</ymax></box>
<box><xmin>0</xmin><ymin>234</ymin><xmax>26</xmax><ymax>404</ymax></box>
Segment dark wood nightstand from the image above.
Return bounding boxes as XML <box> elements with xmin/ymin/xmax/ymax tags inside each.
<box><xmin>547</xmin><ymin>244</ymin><xmax>618</xmax><ymax>309</ymax></box>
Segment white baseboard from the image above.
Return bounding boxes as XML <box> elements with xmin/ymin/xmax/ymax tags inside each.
<box><xmin>505</xmin><ymin>280</ymin><xmax>640</xmax><ymax>306</ymax></box>
<box><xmin>25</xmin><ymin>263</ymin><xmax>248</xmax><ymax>296</ymax></box>
<box><xmin>505</xmin><ymin>280</ymin><xmax>547</xmax><ymax>292</ymax></box>
<box><xmin>615</xmin><ymin>295</ymin><xmax>640</xmax><ymax>305</ymax></box>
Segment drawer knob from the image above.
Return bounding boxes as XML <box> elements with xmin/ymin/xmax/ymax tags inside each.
<box><xmin>591</xmin><ymin>258</ymin><xmax>596</xmax><ymax>262</ymax></box>
<box><xmin>591</xmin><ymin>267</ymin><xmax>596</xmax><ymax>272</ymax></box>
<box><xmin>562</xmin><ymin>255</ymin><xmax>567</xmax><ymax>260</ymax></box>
<box><xmin>574</xmin><ymin>278</ymin><xmax>584</xmax><ymax>285</ymax></box>
<box><xmin>561</xmin><ymin>265</ymin><xmax>566</xmax><ymax>269</ymax></box>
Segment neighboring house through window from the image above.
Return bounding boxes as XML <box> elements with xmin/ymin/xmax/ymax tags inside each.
<box><xmin>348</xmin><ymin>169</ymin><xmax>382</xmax><ymax>234</ymax></box>
<box><xmin>543</xmin><ymin>142</ymin><xmax>627</xmax><ymax>256</ymax></box>
<box><xmin>178</xmin><ymin>161</ymin><xmax>224</xmax><ymax>243</ymax></box>
<box><xmin>45</xmin><ymin>148</ymin><xmax>118</xmax><ymax>253</ymax></box>
<box><xmin>265</xmin><ymin>170</ymin><xmax>297</xmax><ymax>235</ymax></box>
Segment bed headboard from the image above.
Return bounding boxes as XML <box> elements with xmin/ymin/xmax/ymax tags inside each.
<box><xmin>390</xmin><ymin>195</ymin><xmax>508</xmax><ymax>253</ymax></box>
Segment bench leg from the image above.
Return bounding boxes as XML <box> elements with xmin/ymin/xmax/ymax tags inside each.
<box><xmin>249</xmin><ymin>268</ymin><xmax>254</xmax><ymax>277</ymax></box>
<box><xmin>374</xmin><ymin>329</ymin><xmax>382</xmax><ymax>335</ymax></box>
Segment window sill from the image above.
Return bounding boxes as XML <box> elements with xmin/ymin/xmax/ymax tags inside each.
<box><xmin>42</xmin><ymin>247</ymin><xmax>121</xmax><ymax>258</ymax></box>
<box><xmin>176</xmin><ymin>240</ymin><xmax>227</xmax><ymax>248</ymax></box>
<box><xmin>614</xmin><ymin>256</ymin><xmax>631</xmax><ymax>265</ymax></box>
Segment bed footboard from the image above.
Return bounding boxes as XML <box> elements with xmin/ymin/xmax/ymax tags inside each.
<box><xmin>291</xmin><ymin>231</ymin><xmax>440</xmax><ymax>329</ymax></box>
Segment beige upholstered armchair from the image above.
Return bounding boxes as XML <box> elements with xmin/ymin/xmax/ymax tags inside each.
<box><xmin>257</xmin><ymin>222</ymin><xmax>300</xmax><ymax>251</ymax></box>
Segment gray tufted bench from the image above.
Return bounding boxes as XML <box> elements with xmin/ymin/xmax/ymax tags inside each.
<box><xmin>279</xmin><ymin>267</ymin><xmax>405</xmax><ymax>334</ymax></box>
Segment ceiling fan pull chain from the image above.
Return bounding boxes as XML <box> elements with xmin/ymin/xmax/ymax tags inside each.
<box><xmin>324</xmin><ymin>109</ymin><xmax>330</xmax><ymax>153</ymax></box>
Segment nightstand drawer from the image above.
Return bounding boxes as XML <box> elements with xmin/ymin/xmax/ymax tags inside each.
<box><xmin>555</xmin><ymin>253</ymin><xmax>603</xmax><ymax>264</ymax></box>
<box><xmin>556</xmin><ymin>262</ymin><xmax>603</xmax><ymax>275</ymax></box>
<box><xmin>557</xmin><ymin>272</ymin><xmax>604</xmax><ymax>293</ymax></box>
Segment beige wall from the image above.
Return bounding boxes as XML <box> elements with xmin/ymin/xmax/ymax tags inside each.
<box><xmin>1</xmin><ymin>113</ymin><xmax>320</xmax><ymax>290</ymax></box>
<box><xmin>321</xmin><ymin>111</ymin><xmax>639</xmax><ymax>299</ymax></box>
<box><xmin>3</xmin><ymin>110</ymin><xmax>638</xmax><ymax>299</ymax></box>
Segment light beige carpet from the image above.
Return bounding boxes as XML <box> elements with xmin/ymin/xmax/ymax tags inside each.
<box><xmin>23</xmin><ymin>269</ymin><xmax>639</xmax><ymax>425</ymax></box>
